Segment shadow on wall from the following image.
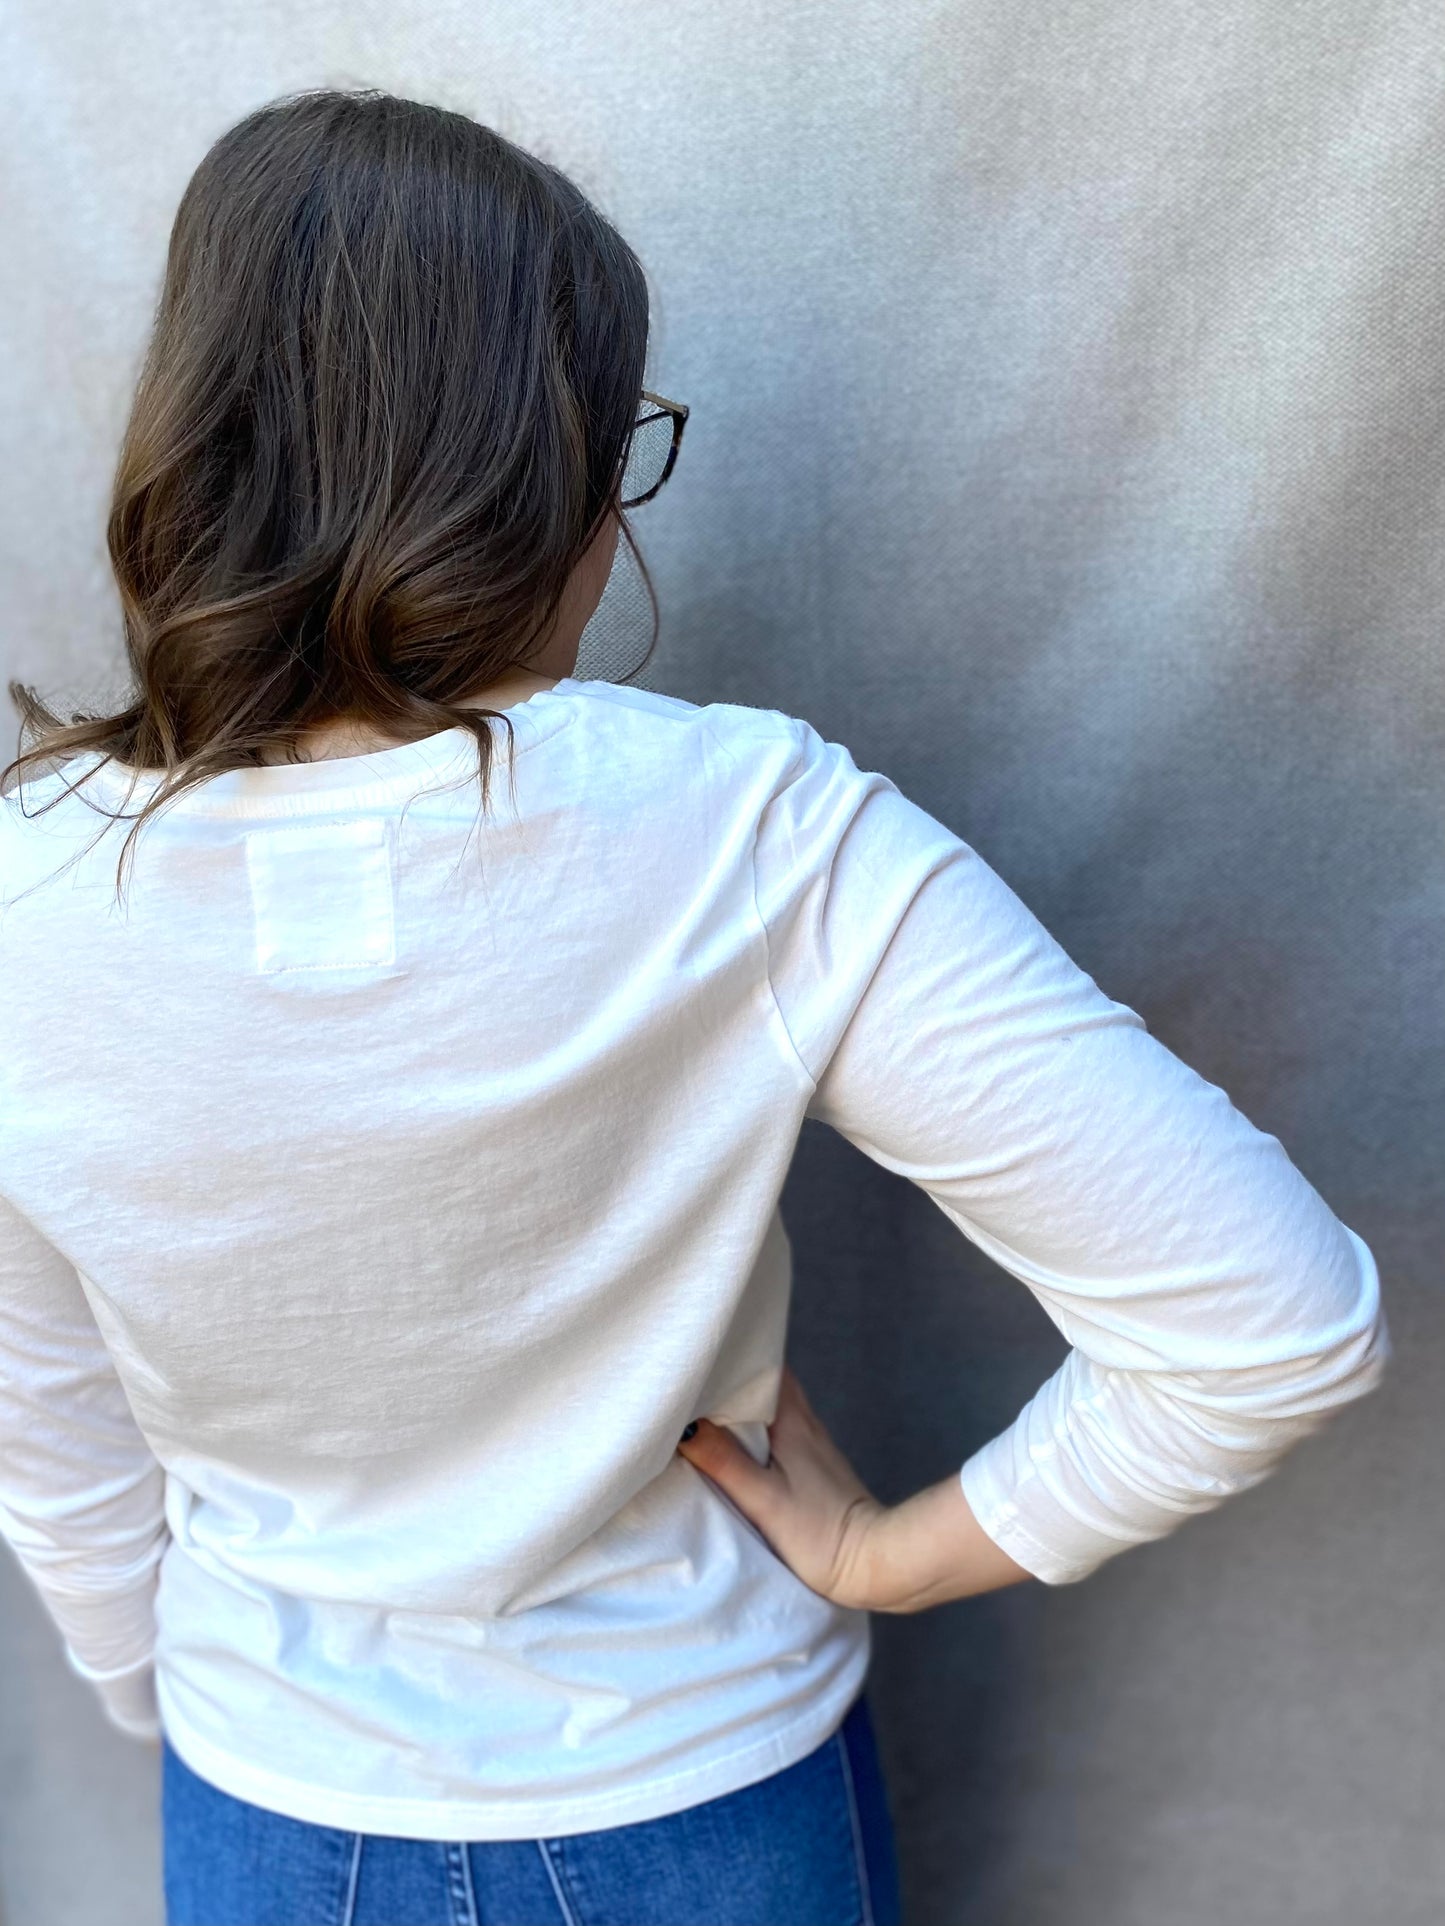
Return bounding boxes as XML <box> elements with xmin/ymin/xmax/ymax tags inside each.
<box><xmin>0</xmin><ymin>1544</ymin><xmax>163</xmax><ymax>1926</ymax></box>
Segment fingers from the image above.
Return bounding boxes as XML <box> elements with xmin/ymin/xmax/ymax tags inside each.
<box><xmin>770</xmin><ymin>1364</ymin><xmax>817</xmax><ymax>1440</ymax></box>
<box><xmin>676</xmin><ymin>1418</ymin><xmax>783</xmax><ymax>1534</ymax></box>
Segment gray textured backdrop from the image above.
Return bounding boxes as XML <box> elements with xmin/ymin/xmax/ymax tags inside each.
<box><xmin>2</xmin><ymin>5</ymin><xmax>1441</xmax><ymax>1923</ymax></box>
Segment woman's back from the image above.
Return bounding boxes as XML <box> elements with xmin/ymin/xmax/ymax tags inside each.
<box><xmin>0</xmin><ymin>677</ymin><xmax>900</xmax><ymax>1834</ymax></box>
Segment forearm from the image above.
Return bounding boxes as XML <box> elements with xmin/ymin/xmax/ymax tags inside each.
<box><xmin>861</xmin><ymin>1473</ymin><xmax>1034</xmax><ymax>1613</ymax></box>
<box><xmin>0</xmin><ymin>1191</ymin><xmax>171</xmax><ymax>1741</ymax></box>
<box><xmin>955</xmin><ymin>1246</ymin><xmax>1389</xmax><ymax>1589</ymax></box>
<box><xmin>1</xmin><ymin>1512</ymin><xmax>168</xmax><ymax>1738</ymax></box>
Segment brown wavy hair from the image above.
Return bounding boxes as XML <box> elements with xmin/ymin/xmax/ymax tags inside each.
<box><xmin>2</xmin><ymin>86</ymin><xmax>657</xmax><ymax>902</ymax></box>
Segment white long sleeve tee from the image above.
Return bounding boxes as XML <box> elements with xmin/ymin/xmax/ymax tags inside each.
<box><xmin>0</xmin><ymin>676</ymin><xmax>1388</xmax><ymax>1837</ymax></box>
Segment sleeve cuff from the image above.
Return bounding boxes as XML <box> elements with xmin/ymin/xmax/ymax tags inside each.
<box><xmin>959</xmin><ymin>1438</ymin><xmax>1130</xmax><ymax>1587</ymax></box>
<box><xmin>64</xmin><ymin>1644</ymin><xmax>161</xmax><ymax>1741</ymax></box>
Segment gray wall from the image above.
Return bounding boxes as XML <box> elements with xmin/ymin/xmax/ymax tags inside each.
<box><xmin>2</xmin><ymin>5</ymin><xmax>1440</xmax><ymax>1921</ymax></box>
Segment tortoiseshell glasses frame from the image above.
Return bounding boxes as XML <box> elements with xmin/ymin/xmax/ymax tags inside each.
<box><xmin>619</xmin><ymin>389</ymin><xmax>689</xmax><ymax>508</ymax></box>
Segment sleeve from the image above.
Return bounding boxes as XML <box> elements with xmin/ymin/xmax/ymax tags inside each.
<box><xmin>751</xmin><ymin>717</ymin><xmax>1391</xmax><ymax>1585</ymax></box>
<box><xmin>0</xmin><ymin>1190</ymin><xmax>170</xmax><ymax>1737</ymax></box>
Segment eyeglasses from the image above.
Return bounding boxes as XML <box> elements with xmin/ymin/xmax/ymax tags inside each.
<box><xmin>618</xmin><ymin>389</ymin><xmax>689</xmax><ymax>509</ymax></box>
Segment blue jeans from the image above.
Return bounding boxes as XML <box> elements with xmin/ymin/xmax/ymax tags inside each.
<box><xmin>161</xmin><ymin>1690</ymin><xmax>902</xmax><ymax>1925</ymax></box>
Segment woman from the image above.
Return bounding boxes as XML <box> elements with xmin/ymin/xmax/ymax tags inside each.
<box><xmin>0</xmin><ymin>86</ymin><xmax>1388</xmax><ymax>1926</ymax></box>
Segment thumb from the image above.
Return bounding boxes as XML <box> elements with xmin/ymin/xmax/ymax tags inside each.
<box><xmin>676</xmin><ymin>1418</ymin><xmax>782</xmax><ymax>1531</ymax></box>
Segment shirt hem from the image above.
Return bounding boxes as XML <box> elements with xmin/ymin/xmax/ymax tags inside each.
<box><xmin>156</xmin><ymin>1638</ymin><xmax>873</xmax><ymax>1841</ymax></box>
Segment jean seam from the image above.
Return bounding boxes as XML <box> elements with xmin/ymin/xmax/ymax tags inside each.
<box><xmin>538</xmin><ymin>1839</ymin><xmax>582</xmax><ymax>1926</ymax></box>
<box><xmin>444</xmin><ymin>1839</ymin><xmax>480</xmax><ymax>1926</ymax></box>
<box><xmin>835</xmin><ymin>1727</ymin><xmax>876</xmax><ymax>1926</ymax></box>
<box><xmin>340</xmin><ymin>1834</ymin><xmax>362</xmax><ymax>1926</ymax></box>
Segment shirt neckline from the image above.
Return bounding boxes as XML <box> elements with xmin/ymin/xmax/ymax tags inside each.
<box><xmin>65</xmin><ymin>677</ymin><xmax>585</xmax><ymax>820</ymax></box>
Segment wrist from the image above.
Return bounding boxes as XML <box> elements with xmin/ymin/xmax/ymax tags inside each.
<box><xmin>860</xmin><ymin>1474</ymin><xmax>1035</xmax><ymax>1614</ymax></box>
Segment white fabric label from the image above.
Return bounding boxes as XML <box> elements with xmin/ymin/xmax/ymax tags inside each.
<box><xmin>244</xmin><ymin>819</ymin><xmax>397</xmax><ymax>976</ymax></box>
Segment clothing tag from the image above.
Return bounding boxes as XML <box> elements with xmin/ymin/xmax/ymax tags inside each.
<box><xmin>244</xmin><ymin>819</ymin><xmax>397</xmax><ymax>977</ymax></box>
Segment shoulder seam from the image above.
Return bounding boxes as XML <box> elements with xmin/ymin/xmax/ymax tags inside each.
<box><xmin>744</xmin><ymin>712</ymin><xmax>819</xmax><ymax>1095</ymax></box>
